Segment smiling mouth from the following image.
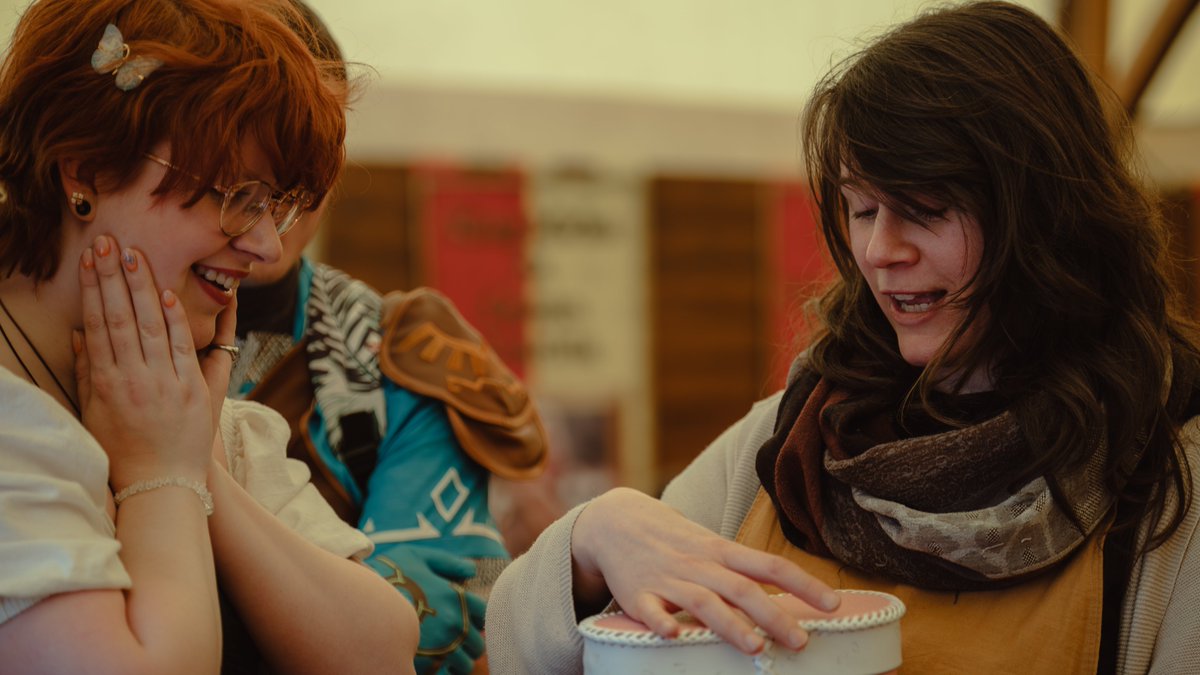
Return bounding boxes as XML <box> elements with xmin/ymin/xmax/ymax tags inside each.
<box><xmin>192</xmin><ymin>264</ymin><xmax>240</xmax><ymax>296</ymax></box>
<box><xmin>889</xmin><ymin>291</ymin><xmax>946</xmax><ymax>313</ymax></box>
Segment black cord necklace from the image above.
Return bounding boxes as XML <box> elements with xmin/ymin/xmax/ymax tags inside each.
<box><xmin>0</xmin><ymin>295</ymin><xmax>81</xmax><ymax>417</ymax></box>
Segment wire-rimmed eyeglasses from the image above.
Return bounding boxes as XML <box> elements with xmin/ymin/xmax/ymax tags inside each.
<box><xmin>143</xmin><ymin>153</ymin><xmax>313</xmax><ymax>237</ymax></box>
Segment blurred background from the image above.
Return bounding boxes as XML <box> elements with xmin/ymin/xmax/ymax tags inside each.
<box><xmin>4</xmin><ymin>0</ymin><xmax>1199</xmax><ymax>533</ymax></box>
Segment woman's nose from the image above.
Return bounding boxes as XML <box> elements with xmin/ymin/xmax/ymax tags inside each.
<box><xmin>231</xmin><ymin>212</ymin><xmax>283</xmax><ymax>264</ymax></box>
<box><xmin>864</xmin><ymin>205</ymin><xmax>918</xmax><ymax>268</ymax></box>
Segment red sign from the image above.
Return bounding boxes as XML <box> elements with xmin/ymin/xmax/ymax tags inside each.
<box><xmin>411</xmin><ymin>163</ymin><xmax>529</xmax><ymax>376</ymax></box>
<box><xmin>764</xmin><ymin>182</ymin><xmax>831</xmax><ymax>390</ymax></box>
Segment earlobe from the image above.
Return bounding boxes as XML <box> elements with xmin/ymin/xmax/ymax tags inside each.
<box><xmin>58</xmin><ymin>158</ymin><xmax>97</xmax><ymax>223</ymax></box>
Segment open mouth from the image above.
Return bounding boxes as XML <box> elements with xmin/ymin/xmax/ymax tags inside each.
<box><xmin>192</xmin><ymin>264</ymin><xmax>239</xmax><ymax>297</ymax></box>
<box><xmin>889</xmin><ymin>291</ymin><xmax>946</xmax><ymax>313</ymax></box>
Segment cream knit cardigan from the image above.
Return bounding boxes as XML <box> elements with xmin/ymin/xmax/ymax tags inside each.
<box><xmin>485</xmin><ymin>391</ymin><xmax>1200</xmax><ymax>675</ymax></box>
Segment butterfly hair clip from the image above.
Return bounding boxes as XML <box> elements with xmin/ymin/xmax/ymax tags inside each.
<box><xmin>91</xmin><ymin>24</ymin><xmax>162</xmax><ymax>92</ymax></box>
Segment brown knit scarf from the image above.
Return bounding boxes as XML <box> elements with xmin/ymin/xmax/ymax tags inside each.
<box><xmin>756</xmin><ymin>370</ymin><xmax>1113</xmax><ymax>591</ymax></box>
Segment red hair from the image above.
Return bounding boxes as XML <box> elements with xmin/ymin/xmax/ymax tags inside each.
<box><xmin>0</xmin><ymin>0</ymin><xmax>347</xmax><ymax>279</ymax></box>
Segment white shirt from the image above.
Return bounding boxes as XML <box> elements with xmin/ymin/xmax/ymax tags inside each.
<box><xmin>0</xmin><ymin>366</ymin><xmax>372</xmax><ymax>624</ymax></box>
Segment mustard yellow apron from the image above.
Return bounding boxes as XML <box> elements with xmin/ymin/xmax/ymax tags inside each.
<box><xmin>735</xmin><ymin>488</ymin><xmax>1104</xmax><ymax>674</ymax></box>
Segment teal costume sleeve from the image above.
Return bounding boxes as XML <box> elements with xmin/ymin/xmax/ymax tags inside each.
<box><xmin>308</xmin><ymin>380</ymin><xmax>507</xmax><ymax>674</ymax></box>
<box><xmin>236</xmin><ymin>260</ymin><xmax>542</xmax><ymax>674</ymax></box>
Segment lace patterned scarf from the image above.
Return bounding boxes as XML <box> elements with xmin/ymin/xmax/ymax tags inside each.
<box><xmin>756</xmin><ymin>370</ymin><xmax>1112</xmax><ymax>590</ymax></box>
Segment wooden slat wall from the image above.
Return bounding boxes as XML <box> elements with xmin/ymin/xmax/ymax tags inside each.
<box><xmin>650</xmin><ymin>177</ymin><xmax>769</xmax><ymax>487</ymax></box>
<box><xmin>319</xmin><ymin>167</ymin><xmax>828</xmax><ymax>492</ymax></box>
<box><xmin>322</xmin><ymin>165</ymin><xmax>418</xmax><ymax>294</ymax></box>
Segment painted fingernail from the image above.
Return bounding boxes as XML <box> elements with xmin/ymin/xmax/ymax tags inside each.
<box><xmin>93</xmin><ymin>236</ymin><xmax>110</xmax><ymax>257</ymax></box>
<box><xmin>71</xmin><ymin>330</ymin><xmax>82</xmax><ymax>354</ymax></box>
<box><xmin>121</xmin><ymin>249</ymin><xmax>137</xmax><ymax>272</ymax></box>
<box><xmin>80</xmin><ymin>248</ymin><xmax>94</xmax><ymax>270</ymax></box>
<box><xmin>744</xmin><ymin>632</ymin><xmax>764</xmax><ymax>653</ymax></box>
<box><xmin>161</xmin><ymin>289</ymin><xmax>177</xmax><ymax>308</ymax></box>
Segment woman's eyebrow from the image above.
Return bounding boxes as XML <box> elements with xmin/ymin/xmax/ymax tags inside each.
<box><xmin>837</xmin><ymin>180</ymin><xmax>873</xmax><ymax>199</ymax></box>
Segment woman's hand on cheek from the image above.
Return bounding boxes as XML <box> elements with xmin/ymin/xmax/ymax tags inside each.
<box><xmin>73</xmin><ymin>235</ymin><xmax>214</xmax><ymax>490</ymax></box>
<box><xmin>571</xmin><ymin>487</ymin><xmax>840</xmax><ymax>656</ymax></box>
<box><xmin>199</xmin><ymin>294</ymin><xmax>237</xmax><ymax>436</ymax></box>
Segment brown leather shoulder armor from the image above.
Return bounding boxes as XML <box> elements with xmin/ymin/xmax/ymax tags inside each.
<box><xmin>379</xmin><ymin>288</ymin><xmax>547</xmax><ymax>480</ymax></box>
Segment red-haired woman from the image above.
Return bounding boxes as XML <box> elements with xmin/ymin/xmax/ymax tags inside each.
<box><xmin>0</xmin><ymin>1</ymin><xmax>417</xmax><ymax>673</ymax></box>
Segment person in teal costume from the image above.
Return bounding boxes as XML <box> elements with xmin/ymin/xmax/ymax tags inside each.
<box><xmin>229</xmin><ymin>4</ymin><xmax>547</xmax><ymax>673</ymax></box>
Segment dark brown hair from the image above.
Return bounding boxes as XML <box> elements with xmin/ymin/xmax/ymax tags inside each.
<box><xmin>802</xmin><ymin>1</ymin><xmax>1195</xmax><ymax>550</ymax></box>
<box><xmin>0</xmin><ymin>0</ymin><xmax>347</xmax><ymax>279</ymax></box>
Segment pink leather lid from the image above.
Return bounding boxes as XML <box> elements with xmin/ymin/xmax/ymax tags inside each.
<box><xmin>592</xmin><ymin>592</ymin><xmax>894</xmax><ymax>634</ymax></box>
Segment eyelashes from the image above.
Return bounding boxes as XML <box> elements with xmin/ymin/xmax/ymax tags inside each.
<box><xmin>912</xmin><ymin>206</ymin><xmax>948</xmax><ymax>222</ymax></box>
<box><xmin>850</xmin><ymin>205</ymin><xmax>948</xmax><ymax>223</ymax></box>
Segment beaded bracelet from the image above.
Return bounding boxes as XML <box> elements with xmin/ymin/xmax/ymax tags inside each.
<box><xmin>113</xmin><ymin>477</ymin><xmax>214</xmax><ymax>516</ymax></box>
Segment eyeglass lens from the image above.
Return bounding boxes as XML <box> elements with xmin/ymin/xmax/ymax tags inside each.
<box><xmin>221</xmin><ymin>182</ymin><xmax>305</xmax><ymax>237</ymax></box>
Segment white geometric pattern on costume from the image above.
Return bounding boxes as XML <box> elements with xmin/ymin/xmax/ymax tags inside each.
<box><xmin>361</xmin><ymin>468</ymin><xmax>503</xmax><ymax>544</ymax></box>
<box><xmin>363</xmin><ymin>512</ymin><xmax>504</xmax><ymax>545</ymax></box>
<box><xmin>451</xmin><ymin>508</ymin><xmax>505</xmax><ymax>543</ymax></box>
<box><xmin>363</xmin><ymin>514</ymin><xmax>440</xmax><ymax>543</ymax></box>
<box><xmin>433</xmin><ymin>468</ymin><xmax>468</xmax><ymax>521</ymax></box>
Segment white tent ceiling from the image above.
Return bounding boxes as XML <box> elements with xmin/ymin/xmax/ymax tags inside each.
<box><xmin>302</xmin><ymin>0</ymin><xmax>1198</xmax><ymax>126</ymax></box>
<box><xmin>1</xmin><ymin>1</ymin><xmax>1194</xmax><ymax>121</ymax></box>
<box><xmin>1</xmin><ymin>1</ymin><xmax>1196</xmax><ymax>171</ymax></box>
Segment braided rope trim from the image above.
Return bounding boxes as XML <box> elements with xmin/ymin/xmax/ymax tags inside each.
<box><xmin>578</xmin><ymin>590</ymin><xmax>905</xmax><ymax>648</ymax></box>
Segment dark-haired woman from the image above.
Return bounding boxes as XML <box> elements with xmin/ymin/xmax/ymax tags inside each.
<box><xmin>485</xmin><ymin>3</ymin><xmax>1200</xmax><ymax>673</ymax></box>
<box><xmin>0</xmin><ymin>1</ymin><xmax>417</xmax><ymax>672</ymax></box>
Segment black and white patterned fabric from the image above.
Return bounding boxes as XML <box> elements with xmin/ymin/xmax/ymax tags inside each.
<box><xmin>302</xmin><ymin>263</ymin><xmax>388</xmax><ymax>457</ymax></box>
